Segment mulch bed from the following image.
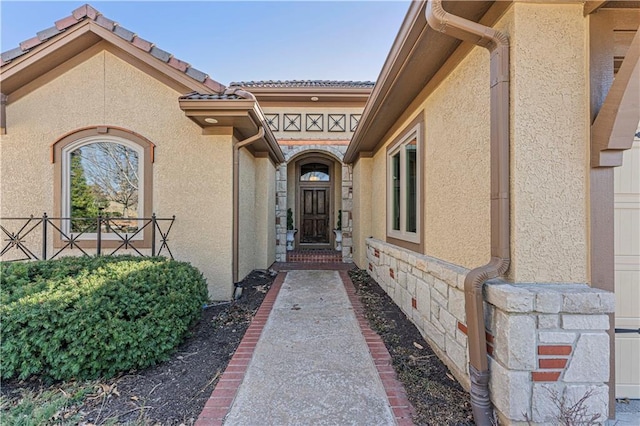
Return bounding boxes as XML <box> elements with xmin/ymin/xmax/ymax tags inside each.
<box><xmin>349</xmin><ymin>269</ymin><xmax>474</xmax><ymax>426</ymax></box>
<box><xmin>3</xmin><ymin>267</ymin><xmax>473</xmax><ymax>425</ymax></box>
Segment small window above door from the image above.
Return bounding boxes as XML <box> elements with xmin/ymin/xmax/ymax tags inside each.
<box><xmin>300</xmin><ymin>163</ymin><xmax>330</xmax><ymax>181</ymax></box>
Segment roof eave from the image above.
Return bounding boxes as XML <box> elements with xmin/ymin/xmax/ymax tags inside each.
<box><xmin>344</xmin><ymin>1</ymin><xmax>501</xmax><ymax>163</ymax></box>
<box><xmin>179</xmin><ymin>98</ymin><xmax>285</xmax><ymax>164</ymax></box>
<box><xmin>1</xmin><ymin>14</ymin><xmax>224</xmax><ymax>101</ymax></box>
<box><xmin>244</xmin><ymin>87</ymin><xmax>373</xmax><ymax>104</ymax></box>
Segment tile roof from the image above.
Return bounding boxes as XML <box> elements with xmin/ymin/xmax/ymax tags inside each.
<box><xmin>0</xmin><ymin>4</ymin><xmax>225</xmax><ymax>93</ymax></box>
<box><xmin>229</xmin><ymin>80</ymin><xmax>376</xmax><ymax>89</ymax></box>
<box><xmin>180</xmin><ymin>91</ymin><xmax>246</xmax><ymax>101</ymax></box>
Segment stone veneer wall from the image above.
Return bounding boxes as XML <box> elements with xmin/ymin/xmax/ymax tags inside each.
<box><xmin>275</xmin><ymin>144</ymin><xmax>353</xmax><ymax>263</ymax></box>
<box><xmin>366</xmin><ymin>238</ymin><xmax>614</xmax><ymax>425</ymax></box>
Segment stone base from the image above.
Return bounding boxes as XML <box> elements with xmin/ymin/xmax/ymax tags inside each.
<box><xmin>365</xmin><ymin>238</ymin><xmax>614</xmax><ymax>425</ymax></box>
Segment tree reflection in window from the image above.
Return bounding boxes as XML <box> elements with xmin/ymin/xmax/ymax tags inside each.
<box><xmin>300</xmin><ymin>163</ymin><xmax>330</xmax><ymax>181</ymax></box>
<box><xmin>69</xmin><ymin>142</ymin><xmax>139</xmax><ymax>232</ymax></box>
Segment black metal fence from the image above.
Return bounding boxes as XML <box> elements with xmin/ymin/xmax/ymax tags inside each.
<box><xmin>0</xmin><ymin>213</ymin><xmax>175</xmax><ymax>261</ymax></box>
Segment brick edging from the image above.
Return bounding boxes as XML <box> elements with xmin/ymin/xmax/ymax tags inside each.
<box><xmin>195</xmin><ymin>272</ymin><xmax>286</xmax><ymax>426</ymax></box>
<box><xmin>339</xmin><ymin>270</ymin><xmax>416</xmax><ymax>426</ymax></box>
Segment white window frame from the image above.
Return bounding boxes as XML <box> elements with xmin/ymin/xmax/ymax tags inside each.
<box><xmin>387</xmin><ymin>122</ymin><xmax>421</xmax><ymax>244</ymax></box>
<box><xmin>61</xmin><ymin>135</ymin><xmax>144</xmax><ymax>240</ymax></box>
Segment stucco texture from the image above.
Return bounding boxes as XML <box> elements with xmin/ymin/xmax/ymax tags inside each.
<box><xmin>238</xmin><ymin>149</ymin><xmax>277</xmax><ymax>279</ymax></box>
<box><xmin>364</xmin><ymin>3</ymin><xmax>590</xmax><ymax>283</ymax></box>
<box><xmin>508</xmin><ymin>3</ymin><xmax>589</xmax><ymax>283</ymax></box>
<box><xmin>352</xmin><ymin>157</ymin><xmax>372</xmax><ymax>267</ymax></box>
<box><xmin>368</xmin><ymin>45</ymin><xmax>492</xmax><ymax>270</ymax></box>
<box><xmin>1</xmin><ymin>49</ymin><xmax>239</xmax><ymax>299</ymax></box>
<box><xmin>254</xmin><ymin>157</ymin><xmax>276</xmax><ymax>269</ymax></box>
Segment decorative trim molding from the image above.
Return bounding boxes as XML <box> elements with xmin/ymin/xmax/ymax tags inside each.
<box><xmin>283</xmin><ymin>113</ymin><xmax>301</xmax><ymax>132</ymax></box>
<box><xmin>328</xmin><ymin>114</ymin><xmax>346</xmax><ymax>132</ymax></box>
<box><xmin>305</xmin><ymin>113</ymin><xmax>323</xmax><ymax>132</ymax></box>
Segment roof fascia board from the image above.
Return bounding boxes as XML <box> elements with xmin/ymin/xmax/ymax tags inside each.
<box><xmin>1</xmin><ymin>20</ymin><xmax>94</xmax><ymax>81</ymax></box>
<box><xmin>179</xmin><ymin>99</ymin><xmax>284</xmax><ymax>164</ymax></box>
<box><xmin>345</xmin><ymin>1</ymin><xmax>508</xmax><ymax>163</ymax></box>
<box><xmin>344</xmin><ymin>1</ymin><xmax>425</xmax><ymax>163</ymax></box>
<box><xmin>86</xmin><ymin>23</ymin><xmax>214</xmax><ymax>94</ymax></box>
<box><xmin>179</xmin><ymin>99</ymin><xmax>256</xmax><ymax>112</ymax></box>
<box><xmin>248</xmin><ymin>105</ymin><xmax>286</xmax><ymax>163</ymax></box>
<box><xmin>1</xmin><ymin>20</ymin><xmax>215</xmax><ymax>99</ymax></box>
<box><xmin>367</xmin><ymin>1</ymin><xmax>511</xmax><ymax>160</ymax></box>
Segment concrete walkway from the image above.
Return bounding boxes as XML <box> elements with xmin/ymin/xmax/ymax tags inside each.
<box><xmin>196</xmin><ymin>269</ymin><xmax>414</xmax><ymax>426</ymax></box>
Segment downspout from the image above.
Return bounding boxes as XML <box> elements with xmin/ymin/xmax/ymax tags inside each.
<box><xmin>233</xmin><ymin>124</ymin><xmax>265</xmax><ymax>287</ymax></box>
<box><xmin>425</xmin><ymin>2</ymin><xmax>510</xmax><ymax>425</ymax></box>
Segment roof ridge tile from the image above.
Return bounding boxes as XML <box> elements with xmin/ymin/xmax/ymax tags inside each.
<box><xmin>113</xmin><ymin>25</ymin><xmax>135</xmax><ymax>42</ymax></box>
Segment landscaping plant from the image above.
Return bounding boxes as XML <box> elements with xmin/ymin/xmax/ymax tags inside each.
<box><xmin>0</xmin><ymin>256</ymin><xmax>208</xmax><ymax>381</ymax></box>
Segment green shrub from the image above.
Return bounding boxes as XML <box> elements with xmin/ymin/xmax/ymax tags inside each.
<box><xmin>0</xmin><ymin>256</ymin><xmax>208</xmax><ymax>381</ymax></box>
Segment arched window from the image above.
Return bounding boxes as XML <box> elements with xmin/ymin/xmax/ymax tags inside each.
<box><xmin>300</xmin><ymin>163</ymin><xmax>330</xmax><ymax>181</ymax></box>
<box><xmin>52</xmin><ymin>126</ymin><xmax>154</xmax><ymax>247</ymax></box>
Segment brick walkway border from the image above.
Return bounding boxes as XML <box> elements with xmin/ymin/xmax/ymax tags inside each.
<box><xmin>195</xmin><ymin>272</ymin><xmax>286</xmax><ymax>426</ymax></box>
<box><xmin>196</xmin><ymin>269</ymin><xmax>416</xmax><ymax>426</ymax></box>
<box><xmin>340</xmin><ymin>270</ymin><xmax>417</xmax><ymax>426</ymax></box>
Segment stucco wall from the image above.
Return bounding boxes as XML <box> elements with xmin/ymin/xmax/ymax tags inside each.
<box><xmin>508</xmin><ymin>3</ymin><xmax>589</xmax><ymax>283</ymax></box>
<box><xmin>238</xmin><ymin>147</ymin><xmax>257</xmax><ymax>281</ymax></box>
<box><xmin>1</xmin><ymin>49</ymin><xmax>235</xmax><ymax>299</ymax></box>
<box><xmin>254</xmin><ymin>157</ymin><xmax>276</xmax><ymax>269</ymax></box>
<box><xmin>366</xmin><ymin>2</ymin><xmax>589</xmax><ymax>283</ymax></box>
<box><xmin>369</xmin><ymin>44</ymin><xmax>491</xmax><ymax>269</ymax></box>
<box><xmin>352</xmin><ymin>157</ymin><xmax>373</xmax><ymax>267</ymax></box>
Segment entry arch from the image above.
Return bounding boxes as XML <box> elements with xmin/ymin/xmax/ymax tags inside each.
<box><xmin>287</xmin><ymin>150</ymin><xmax>343</xmax><ymax>249</ymax></box>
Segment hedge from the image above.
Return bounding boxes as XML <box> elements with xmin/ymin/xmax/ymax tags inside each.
<box><xmin>0</xmin><ymin>256</ymin><xmax>208</xmax><ymax>381</ymax></box>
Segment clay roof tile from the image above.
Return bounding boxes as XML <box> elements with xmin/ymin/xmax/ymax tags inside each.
<box><xmin>1</xmin><ymin>3</ymin><xmax>226</xmax><ymax>94</ymax></box>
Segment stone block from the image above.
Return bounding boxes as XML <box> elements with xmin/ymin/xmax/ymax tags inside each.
<box><xmin>457</xmin><ymin>273</ymin><xmax>466</xmax><ymax>290</ymax></box>
<box><xmin>563</xmin><ymin>289</ymin><xmax>614</xmax><ymax>314</ymax></box>
<box><xmin>388</xmin><ymin>257</ymin><xmax>397</xmax><ymax>273</ymax></box>
<box><xmin>416</xmin><ymin>279</ymin><xmax>430</xmax><ymax>319</ymax></box>
<box><xmin>562</xmin><ymin>315</ymin><xmax>609</xmax><ymax>330</ymax></box>
<box><xmin>446</xmin><ymin>335</ymin><xmax>467</xmax><ymax>373</ymax></box>
<box><xmin>407</xmin><ymin>273</ymin><xmax>417</xmax><ymax>297</ymax></box>
<box><xmin>537</xmin><ymin>314</ymin><xmax>559</xmax><ymax>329</ymax></box>
<box><xmin>538</xmin><ymin>331</ymin><xmax>576</xmax><ymax>344</ymax></box>
<box><xmin>494</xmin><ymin>311</ymin><xmax>536</xmax><ymax>370</ymax></box>
<box><xmin>407</xmin><ymin>253</ymin><xmax>417</xmax><ymax>268</ymax></box>
<box><xmin>399</xmin><ymin>261</ymin><xmax>409</xmax><ymax>273</ymax></box>
<box><xmin>536</xmin><ymin>291</ymin><xmax>563</xmax><ymax>313</ymax></box>
<box><xmin>431</xmin><ymin>286</ymin><xmax>447</xmax><ymax>308</ymax></box>
<box><xmin>401</xmin><ymin>290</ymin><xmax>413</xmax><ymax>318</ymax></box>
<box><xmin>489</xmin><ymin>358</ymin><xmax>532</xmax><ymax>422</ymax></box>
<box><xmin>433</xmin><ymin>278</ymin><xmax>449</xmax><ymax>300</ymax></box>
<box><xmin>448</xmin><ymin>288</ymin><xmax>466</xmax><ymax>322</ymax></box>
<box><xmin>564</xmin><ymin>333</ymin><xmax>609</xmax><ymax>382</ymax></box>
<box><xmin>532</xmin><ymin>383</ymin><xmax>563</xmax><ymax>423</ymax></box>
<box><xmin>438</xmin><ymin>308</ymin><xmax>457</xmax><ymax>337</ymax></box>
<box><xmin>422</xmin><ymin>317</ymin><xmax>445</xmax><ymax>350</ymax></box>
<box><xmin>564</xmin><ymin>385</ymin><xmax>608</xmax><ymax>423</ymax></box>
<box><xmin>485</xmin><ymin>283</ymin><xmax>535</xmax><ymax>313</ymax></box>
<box><xmin>415</xmin><ymin>257</ymin><xmax>428</xmax><ymax>273</ymax></box>
<box><xmin>442</xmin><ymin>267</ymin><xmax>459</xmax><ymax>288</ymax></box>
<box><xmin>429</xmin><ymin>262</ymin><xmax>445</xmax><ymax>281</ymax></box>
<box><xmin>455</xmin><ymin>329</ymin><xmax>468</xmax><ymax>347</ymax></box>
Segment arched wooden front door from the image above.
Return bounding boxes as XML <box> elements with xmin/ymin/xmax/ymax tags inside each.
<box><xmin>297</xmin><ymin>160</ymin><xmax>332</xmax><ymax>248</ymax></box>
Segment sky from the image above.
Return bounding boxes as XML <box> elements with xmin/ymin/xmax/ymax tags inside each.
<box><xmin>0</xmin><ymin>1</ymin><xmax>410</xmax><ymax>85</ymax></box>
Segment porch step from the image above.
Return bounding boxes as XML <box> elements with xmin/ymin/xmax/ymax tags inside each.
<box><xmin>286</xmin><ymin>249</ymin><xmax>342</xmax><ymax>263</ymax></box>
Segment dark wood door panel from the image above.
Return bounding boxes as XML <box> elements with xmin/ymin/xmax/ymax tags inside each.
<box><xmin>300</xmin><ymin>187</ymin><xmax>330</xmax><ymax>244</ymax></box>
